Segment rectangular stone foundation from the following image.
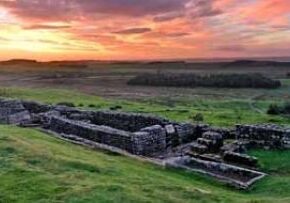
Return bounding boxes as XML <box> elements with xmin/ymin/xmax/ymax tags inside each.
<box><xmin>48</xmin><ymin>116</ymin><xmax>167</xmax><ymax>156</ymax></box>
<box><xmin>165</xmin><ymin>156</ymin><xmax>266</xmax><ymax>189</ymax></box>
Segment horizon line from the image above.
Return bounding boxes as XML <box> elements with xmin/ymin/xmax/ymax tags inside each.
<box><xmin>1</xmin><ymin>55</ymin><xmax>290</xmax><ymax>63</ymax></box>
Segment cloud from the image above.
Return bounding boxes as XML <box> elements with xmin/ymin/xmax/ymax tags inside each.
<box><xmin>165</xmin><ymin>32</ymin><xmax>191</xmax><ymax>38</ymax></box>
<box><xmin>23</xmin><ymin>24</ymin><xmax>71</xmax><ymax>30</ymax></box>
<box><xmin>187</xmin><ymin>0</ymin><xmax>223</xmax><ymax>19</ymax></box>
<box><xmin>215</xmin><ymin>45</ymin><xmax>246</xmax><ymax>52</ymax></box>
<box><xmin>153</xmin><ymin>12</ymin><xmax>184</xmax><ymax>22</ymax></box>
<box><xmin>238</xmin><ymin>0</ymin><xmax>290</xmax><ymax>26</ymax></box>
<box><xmin>113</xmin><ymin>27</ymin><xmax>152</xmax><ymax>35</ymax></box>
<box><xmin>0</xmin><ymin>0</ymin><xmax>189</xmax><ymax>22</ymax></box>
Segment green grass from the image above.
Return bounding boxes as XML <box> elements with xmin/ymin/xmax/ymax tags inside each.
<box><xmin>0</xmin><ymin>125</ymin><xmax>290</xmax><ymax>203</ymax></box>
<box><xmin>0</xmin><ymin>87</ymin><xmax>290</xmax><ymax>127</ymax></box>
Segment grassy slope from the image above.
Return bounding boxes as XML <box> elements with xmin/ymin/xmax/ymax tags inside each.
<box><xmin>1</xmin><ymin>125</ymin><xmax>290</xmax><ymax>203</ymax></box>
<box><xmin>0</xmin><ymin>87</ymin><xmax>290</xmax><ymax>202</ymax></box>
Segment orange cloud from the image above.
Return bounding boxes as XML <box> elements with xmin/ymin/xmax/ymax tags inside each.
<box><xmin>240</xmin><ymin>0</ymin><xmax>290</xmax><ymax>26</ymax></box>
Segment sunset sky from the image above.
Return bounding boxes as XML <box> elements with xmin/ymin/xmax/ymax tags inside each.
<box><xmin>0</xmin><ymin>0</ymin><xmax>290</xmax><ymax>61</ymax></box>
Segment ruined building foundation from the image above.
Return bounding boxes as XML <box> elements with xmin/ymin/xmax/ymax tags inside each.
<box><xmin>1</xmin><ymin>98</ymin><xmax>290</xmax><ymax>189</ymax></box>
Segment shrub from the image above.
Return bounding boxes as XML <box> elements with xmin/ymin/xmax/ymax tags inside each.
<box><xmin>267</xmin><ymin>103</ymin><xmax>290</xmax><ymax>115</ymax></box>
<box><xmin>267</xmin><ymin>104</ymin><xmax>281</xmax><ymax>115</ymax></box>
<box><xmin>88</xmin><ymin>104</ymin><xmax>96</xmax><ymax>108</ymax></box>
<box><xmin>110</xmin><ymin>105</ymin><xmax>122</xmax><ymax>111</ymax></box>
<box><xmin>191</xmin><ymin>113</ymin><xmax>204</xmax><ymax>122</ymax></box>
<box><xmin>56</xmin><ymin>102</ymin><xmax>75</xmax><ymax>107</ymax></box>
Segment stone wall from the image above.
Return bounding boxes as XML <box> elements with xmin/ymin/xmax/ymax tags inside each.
<box><xmin>49</xmin><ymin>116</ymin><xmax>135</xmax><ymax>153</ymax></box>
<box><xmin>90</xmin><ymin>111</ymin><xmax>170</xmax><ymax>132</ymax></box>
<box><xmin>165</xmin><ymin>156</ymin><xmax>266</xmax><ymax>190</ymax></box>
<box><xmin>22</xmin><ymin>100</ymin><xmax>52</xmax><ymax>114</ymax></box>
<box><xmin>53</xmin><ymin>106</ymin><xmax>170</xmax><ymax>132</ymax></box>
<box><xmin>47</xmin><ymin>116</ymin><xmax>167</xmax><ymax>156</ymax></box>
<box><xmin>170</xmin><ymin>123</ymin><xmax>208</xmax><ymax>147</ymax></box>
<box><xmin>0</xmin><ymin>99</ymin><xmax>31</xmax><ymax>124</ymax></box>
<box><xmin>223</xmin><ymin>151</ymin><xmax>258</xmax><ymax>167</ymax></box>
<box><xmin>236</xmin><ymin>124</ymin><xmax>290</xmax><ymax>149</ymax></box>
<box><xmin>134</xmin><ymin>125</ymin><xmax>166</xmax><ymax>156</ymax></box>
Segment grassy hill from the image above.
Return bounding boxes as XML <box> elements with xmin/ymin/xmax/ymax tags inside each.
<box><xmin>0</xmin><ymin>87</ymin><xmax>290</xmax><ymax>202</ymax></box>
<box><xmin>1</xmin><ymin>125</ymin><xmax>290</xmax><ymax>203</ymax></box>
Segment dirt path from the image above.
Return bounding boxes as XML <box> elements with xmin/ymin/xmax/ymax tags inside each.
<box><xmin>248</xmin><ymin>94</ymin><xmax>265</xmax><ymax>114</ymax></box>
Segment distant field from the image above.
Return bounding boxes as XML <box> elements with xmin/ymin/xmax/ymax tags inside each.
<box><xmin>0</xmin><ymin>62</ymin><xmax>289</xmax><ymax>102</ymax></box>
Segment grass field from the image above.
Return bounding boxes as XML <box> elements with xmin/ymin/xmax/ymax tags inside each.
<box><xmin>1</xmin><ymin>86</ymin><xmax>290</xmax><ymax>127</ymax></box>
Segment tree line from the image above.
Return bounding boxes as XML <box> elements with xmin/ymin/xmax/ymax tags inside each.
<box><xmin>128</xmin><ymin>73</ymin><xmax>281</xmax><ymax>89</ymax></box>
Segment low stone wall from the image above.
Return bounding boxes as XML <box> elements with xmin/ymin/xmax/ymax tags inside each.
<box><xmin>170</xmin><ymin>123</ymin><xmax>208</xmax><ymax>147</ymax></box>
<box><xmin>48</xmin><ymin>116</ymin><xmax>167</xmax><ymax>156</ymax></box>
<box><xmin>90</xmin><ymin>111</ymin><xmax>170</xmax><ymax>132</ymax></box>
<box><xmin>47</xmin><ymin>106</ymin><xmax>207</xmax><ymax>150</ymax></box>
<box><xmin>205</xmin><ymin>127</ymin><xmax>235</xmax><ymax>139</ymax></box>
<box><xmin>49</xmin><ymin>116</ymin><xmax>135</xmax><ymax>153</ymax></box>
<box><xmin>134</xmin><ymin>125</ymin><xmax>166</xmax><ymax>156</ymax></box>
<box><xmin>223</xmin><ymin>151</ymin><xmax>258</xmax><ymax>167</ymax></box>
<box><xmin>236</xmin><ymin>124</ymin><xmax>290</xmax><ymax>149</ymax></box>
<box><xmin>22</xmin><ymin>100</ymin><xmax>52</xmax><ymax>114</ymax></box>
<box><xmin>0</xmin><ymin>99</ymin><xmax>31</xmax><ymax>124</ymax></box>
<box><xmin>53</xmin><ymin>106</ymin><xmax>170</xmax><ymax>132</ymax></box>
<box><xmin>165</xmin><ymin>156</ymin><xmax>266</xmax><ymax>189</ymax></box>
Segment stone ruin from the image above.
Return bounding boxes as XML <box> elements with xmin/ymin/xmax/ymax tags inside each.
<box><xmin>236</xmin><ymin>124</ymin><xmax>290</xmax><ymax>150</ymax></box>
<box><xmin>0</xmin><ymin>99</ymin><xmax>200</xmax><ymax>157</ymax></box>
<box><xmin>165</xmin><ymin>156</ymin><xmax>265</xmax><ymax>190</ymax></box>
<box><xmin>1</xmin><ymin>98</ymin><xmax>290</xmax><ymax>189</ymax></box>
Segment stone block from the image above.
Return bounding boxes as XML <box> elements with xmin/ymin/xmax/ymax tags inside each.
<box><xmin>8</xmin><ymin>110</ymin><xmax>31</xmax><ymax>125</ymax></box>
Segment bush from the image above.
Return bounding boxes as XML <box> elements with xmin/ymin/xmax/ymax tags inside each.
<box><xmin>267</xmin><ymin>103</ymin><xmax>290</xmax><ymax>115</ymax></box>
<box><xmin>110</xmin><ymin>105</ymin><xmax>122</xmax><ymax>111</ymax></box>
<box><xmin>56</xmin><ymin>102</ymin><xmax>75</xmax><ymax>107</ymax></box>
<box><xmin>128</xmin><ymin>73</ymin><xmax>281</xmax><ymax>89</ymax></box>
<box><xmin>191</xmin><ymin>113</ymin><xmax>204</xmax><ymax>122</ymax></box>
<box><xmin>267</xmin><ymin>104</ymin><xmax>281</xmax><ymax>115</ymax></box>
<box><xmin>88</xmin><ymin>104</ymin><xmax>96</xmax><ymax>108</ymax></box>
